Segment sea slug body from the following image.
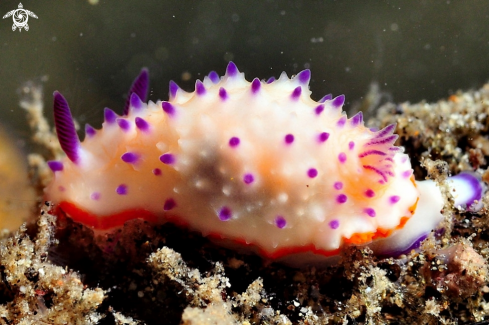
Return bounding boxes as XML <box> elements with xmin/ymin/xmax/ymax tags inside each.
<box><xmin>45</xmin><ymin>62</ymin><xmax>484</xmax><ymax>265</ymax></box>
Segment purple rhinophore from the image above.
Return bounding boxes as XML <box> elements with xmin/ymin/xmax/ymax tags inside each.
<box><xmin>402</xmin><ymin>170</ymin><xmax>412</xmax><ymax>178</ymax></box>
<box><xmin>349</xmin><ymin>141</ymin><xmax>355</xmax><ymax>150</ymax></box>
<box><xmin>135</xmin><ymin>117</ymin><xmax>150</xmax><ymax>131</ymax></box>
<box><xmin>219</xmin><ymin>87</ymin><xmax>228</xmax><ymax>100</ymax></box>
<box><xmin>117</xmin><ymin>118</ymin><xmax>130</xmax><ymax>131</ymax></box>
<box><xmin>229</xmin><ymin>137</ymin><xmax>240</xmax><ymax>147</ymax></box>
<box><xmin>152</xmin><ymin>168</ymin><xmax>162</xmax><ymax>176</ymax></box>
<box><xmin>53</xmin><ymin>91</ymin><xmax>80</xmax><ymax>164</ymax></box>
<box><xmin>163</xmin><ymin>198</ymin><xmax>176</xmax><ymax>211</ymax></box>
<box><xmin>338</xmin><ymin>152</ymin><xmax>347</xmax><ymax>164</ymax></box>
<box><xmin>169</xmin><ymin>80</ymin><xmax>180</xmax><ymax>99</ymax></box>
<box><xmin>334</xmin><ymin>182</ymin><xmax>343</xmax><ymax>190</ymax></box>
<box><xmin>296</xmin><ymin>69</ymin><xmax>311</xmax><ymax>84</ymax></box>
<box><xmin>291</xmin><ymin>86</ymin><xmax>302</xmax><ymax>99</ymax></box>
<box><xmin>208</xmin><ymin>71</ymin><xmax>220</xmax><ymax>83</ymax></box>
<box><xmin>90</xmin><ymin>192</ymin><xmax>101</xmax><ymax>201</ymax></box>
<box><xmin>275</xmin><ymin>216</ymin><xmax>287</xmax><ymax>229</ymax></box>
<box><xmin>284</xmin><ymin>134</ymin><xmax>294</xmax><ymax>144</ymax></box>
<box><xmin>358</xmin><ymin>150</ymin><xmax>387</xmax><ymax>158</ymax></box>
<box><xmin>315</xmin><ymin>104</ymin><xmax>325</xmax><ymax>115</ymax></box>
<box><xmin>162</xmin><ymin>102</ymin><xmax>175</xmax><ymax>116</ymax></box>
<box><xmin>160</xmin><ymin>153</ymin><xmax>175</xmax><ymax>164</ymax></box>
<box><xmin>319</xmin><ymin>94</ymin><xmax>333</xmax><ymax>102</ymax></box>
<box><xmin>319</xmin><ymin>132</ymin><xmax>329</xmax><ymax>142</ymax></box>
<box><xmin>104</xmin><ymin>108</ymin><xmax>118</xmax><ymax>124</ymax></box>
<box><xmin>307</xmin><ymin>168</ymin><xmax>318</xmax><ymax>178</ymax></box>
<box><xmin>350</xmin><ymin>111</ymin><xmax>363</xmax><ymax>126</ymax></box>
<box><xmin>85</xmin><ymin>124</ymin><xmax>96</xmax><ymax>138</ymax></box>
<box><xmin>329</xmin><ymin>219</ymin><xmax>340</xmax><ymax>229</ymax></box>
<box><xmin>336</xmin><ymin>194</ymin><xmax>347</xmax><ymax>204</ymax></box>
<box><xmin>226</xmin><ymin>61</ymin><xmax>238</xmax><ymax>77</ymax></box>
<box><xmin>124</xmin><ymin>68</ymin><xmax>149</xmax><ymax>115</ymax></box>
<box><xmin>251</xmin><ymin>78</ymin><xmax>261</xmax><ymax>93</ymax></box>
<box><xmin>218</xmin><ymin>206</ymin><xmax>232</xmax><ymax>221</ymax></box>
<box><xmin>266</xmin><ymin>77</ymin><xmax>275</xmax><ymax>84</ymax></box>
<box><xmin>332</xmin><ymin>94</ymin><xmax>345</xmax><ymax>108</ymax></box>
<box><xmin>116</xmin><ymin>184</ymin><xmax>127</xmax><ymax>195</ymax></box>
<box><xmin>195</xmin><ymin>80</ymin><xmax>206</xmax><ymax>95</ymax></box>
<box><xmin>130</xmin><ymin>92</ymin><xmax>143</xmax><ymax>110</ymax></box>
<box><xmin>336</xmin><ymin>116</ymin><xmax>346</xmax><ymax>128</ymax></box>
<box><xmin>389</xmin><ymin>195</ymin><xmax>400</xmax><ymax>204</ymax></box>
<box><xmin>121</xmin><ymin>152</ymin><xmax>139</xmax><ymax>164</ymax></box>
<box><xmin>365</xmin><ymin>189</ymin><xmax>375</xmax><ymax>198</ymax></box>
<box><xmin>243</xmin><ymin>173</ymin><xmax>254</xmax><ymax>184</ymax></box>
<box><xmin>375</xmin><ymin>124</ymin><xmax>396</xmax><ymax>138</ymax></box>
<box><xmin>364</xmin><ymin>208</ymin><xmax>376</xmax><ymax>217</ymax></box>
<box><xmin>47</xmin><ymin>160</ymin><xmax>64</xmax><ymax>172</ymax></box>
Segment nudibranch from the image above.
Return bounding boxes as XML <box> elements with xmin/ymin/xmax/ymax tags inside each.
<box><xmin>45</xmin><ymin>62</ymin><xmax>483</xmax><ymax>264</ymax></box>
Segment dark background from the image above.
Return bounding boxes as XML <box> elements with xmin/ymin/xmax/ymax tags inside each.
<box><xmin>1</xmin><ymin>0</ymin><xmax>489</xmax><ymax>148</ymax></box>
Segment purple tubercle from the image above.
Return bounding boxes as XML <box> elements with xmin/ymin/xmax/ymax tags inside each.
<box><xmin>162</xmin><ymin>102</ymin><xmax>175</xmax><ymax>116</ymax></box>
<box><xmin>296</xmin><ymin>69</ymin><xmax>311</xmax><ymax>84</ymax></box>
<box><xmin>104</xmin><ymin>108</ymin><xmax>118</xmax><ymax>124</ymax></box>
<box><xmin>275</xmin><ymin>216</ymin><xmax>287</xmax><ymax>229</ymax></box>
<box><xmin>130</xmin><ymin>92</ymin><xmax>143</xmax><ymax>110</ymax></box>
<box><xmin>291</xmin><ymin>86</ymin><xmax>302</xmax><ymax>100</ymax></box>
<box><xmin>135</xmin><ymin>117</ymin><xmax>150</xmax><ymax>132</ymax></box>
<box><xmin>284</xmin><ymin>134</ymin><xmax>294</xmax><ymax>144</ymax></box>
<box><xmin>402</xmin><ymin>170</ymin><xmax>412</xmax><ymax>178</ymax></box>
<box><xmin>336</xmin><ymin>194</ymin><xmax>347</xmax><ymax>204</ymax></box>
<box><xmin>195</xmin><ymin>80</ymin><xmax>206</xmax><ymax>95</ymax></box>
<box><xmin>349</xmin><ymin>141</ymin><xmax>355</xmax><ymax>150</ymax></box>
<box><xmin>85</xmin><ymin>124</ymin><xmax>96</xmax><ymax>138</ymax></box>
<box><xmin>208</xmin><ymin>71</ymin><xmax>220</xmax><ymax>83</ymax></box>
<box><xmin>308</xmin><ymin>168</ymin><xmax>318</xmax><ymax>178</ymax></box>
<box><xmin>116</xmin><ymin>184</ymin><xmax>127</xmax><ymax>195</ymax></box>
<box><xmin>163</xmin><ymin>198</ymin><xmax>176</xmax><ymax>211</ymax></box>
<box><xmin>152</xmin><ymin>168</ymin><xmax>162</xmax><ymax>176</ymax></box>
<box><xmin>117</xmin><ymin>119</ymin><xmax>130</xmax><ymax>131</ymax></box>
<box><xmin>124</xmin><ymin>68</ymin><xmax>149</xmax><ymax>115</ymax></box>
<box><xmin>219</xmin><ymin>87</ymin><xmax>228</xmax><ymax>100</ymax></box>
<box><xmin>243</xmin><ymin>173</ymin><xmax>254</xmax><ymax>184</ymax></box>
<box><xmin>53</xmin><ymin>91</ymin><xmax>80</xmax><ymax>164</ymax></box>
<box><xmin>350</xmin><ymin>112</ymin><xmax>363</xmax><ymax>126</ymax></box>
<box><xmin>169</xmin><ymin>81</ymin><xmax>180</xmax><ymax>100</ymax></box>
<box><xmin>251</xmin><ymin>78</ymin><xmax>261</xmax><ymax>93</ymax></box>
<box><xmin>219</xmin><ymin>206</ymin><xmax>232</xmax><ymax>221</ymax></box>
<box><xmin>47</xmin><ymin>160</ymin><xmax>63</xmax><ymax>172</ymax></box>
<box><xmin>160</xmin><ymin>153</ymin><xmax>175</xmax><ymax>164</ymax></box>
<box><xmin>365</xmin><ymin>189</ymin><xmax>375</xmax><ymax>198</ymax></box>
<box><xmin>329</xmin><ymin>219</ymin><xmax>340</xmax><ymax>229</ymax></box>
<box><xmin>332</xmin><ymin>95</ymin><xmax>345</xmax><ymax>108</ymax></box>
<box><xmin>229</xmin><ymin>137</ymin><xmax>240</xmax><ymax>147</ymax></box>
<box><xmin>121</xmin><ymin>152</ymin><xmax>139</xmax><ymax>164</ymax></box>
<box><xmin>315</xmin><ymin>104</ymin><xmax>325</xmax><ymax>115</ymax></box>
<box><xmin>266</xmin><ymin>77</ymin><xmax>275</xmax><ymax>84</ymax></box>
<box><xmin>334</xmin><ymin>182</ymin><xmax>343</xmax><ymax>190</ymax></box>
<box><xmin>226</xmin><ymin>61</ymin><xmax>238</xmax><ymax>77</ymax></box>
<box><xmin>390</xmin><ymin>195</ymin><xmax>400</xmax><ymax>204</ymax></box>
<box><xmin>319</xmin><ymin>94</ymin><xmax>333</xmax><ymax>102</ymax></box>
<box><xmin>364</xmin><ymin>208</ymin><xmax>376</xmax><ymax>217</ymax></box>
<box><xmin>336</xmin><ymin>116</ymin><xmax>346</xmax><ymax>128</ymax></box>
<box><xmin>90</xmin><ymin>192</ymin><xmax>101</xmax><ymax>201</ymax></box>
<box><xmin>338</xmin><ymin>153</ymin><xmax>347</xmax><ymax>164</ymax></box>
<box><xmin>319</xmin><ymin>132</ymin><xmax>329</xmax><ymax>142</ymax></box>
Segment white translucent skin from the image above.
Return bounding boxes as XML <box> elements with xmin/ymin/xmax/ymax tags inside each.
<box><xmin>46</xmin><ymin>68</ymin><xmax>437</xmax><ymax>258</ymax></box>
